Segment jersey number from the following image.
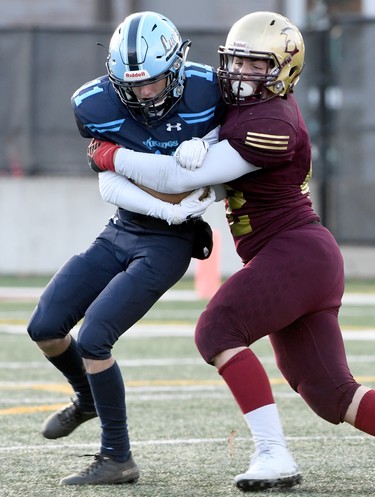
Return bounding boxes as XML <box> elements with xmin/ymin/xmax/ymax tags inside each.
<box><xmin>226</xmin><ymin>189</ymin><xmax>253</xmax><ymax>236</ymax></box>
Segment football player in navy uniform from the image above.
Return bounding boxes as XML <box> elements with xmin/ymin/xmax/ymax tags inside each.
<box><xmin>90</xmin><ymin>11</ymin><xmax>375</xmax><ymax>492</ymax></box>
<box><xmin>27</xmin><ymin>11</ymin><xmax>224</xmax><ymax>486</ymax></box>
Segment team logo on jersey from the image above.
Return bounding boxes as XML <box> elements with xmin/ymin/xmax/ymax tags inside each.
<box><xmin>143</xmin><ymin>137</ymin><xmax>179</xmax><ymax>151</ymax></box>
<box><xmin>166</xmin><ymin>123</ymin><xmax>182</xmax><ymax>131</ymax></box>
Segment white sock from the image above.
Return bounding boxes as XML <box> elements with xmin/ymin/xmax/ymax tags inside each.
<box><xmin>243</xmin><ymin>403</ymin><xmax>286</xmax><ymax>449</ymax></box>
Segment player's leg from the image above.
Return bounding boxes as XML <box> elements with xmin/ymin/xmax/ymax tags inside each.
<box><xmin>215</xmin><ymin>347</ymin><xmax>301</xmax><ymax>491</ymax></box>
<box><xmin>270</xmin><ymin>309</ymin><xmax>375</xmax><ymax>435</ymax></box>
<box><xmin>27</xmin><ymin>225</ymin><xmax>124</xmax><ymax>438</ymax></box>
<box><xmin>265</xmin><ymin>223</ymin><xmax>375</xmax><ymax>435</ymax></box>
<box><xmin>195</xmin><ymin>268</ymin><xmax>302</xmax><ymax>490</ymax></box>
<box><xmin>195</xmin><ymin>223</ymin><xmax>344</xmax><ymax>490</ymax></box>
<box><xmin>270</xmin><ymin>310</ymin><xmax>357</xmax><ymax>423</ymax></box>
<box><xmin>345</xmin><ymin>386</ymin><xmax>374</xmax><ymax>429</ymax></box>
<box><xmin>78</xmin><ymin>229</ymin><xmax>194</xmax><ymax>353</ymax></box>
<box><xmin>60</xmin><ymin>228</ymin><xmax>193</xmax><ymax>485</ymax></box>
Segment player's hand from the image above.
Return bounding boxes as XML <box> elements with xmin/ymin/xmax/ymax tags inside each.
<box><xmin>87</xmin><ymin>139</ymin><xmax>120</xmax><ymax>173</ymax></box>
<box><xmin>174</xmin><ymin>138</ymin><xmax>209</xmax><ymax>170</ymax></box>
<box><xmin>166</xmin><ymin>187</ymin><xmax>216</xmax><ymax>224</ymax></box>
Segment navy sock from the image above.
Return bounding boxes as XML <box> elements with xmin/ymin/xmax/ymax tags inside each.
<box><xmin>46</xmin><ymin>337</ymin><xmax>95</xmax><ymax>411</ymax></box>
<box><xmin>87</xmin><ymin>361</ymin><xmax>130</xmax><ymax>462</ymax></box>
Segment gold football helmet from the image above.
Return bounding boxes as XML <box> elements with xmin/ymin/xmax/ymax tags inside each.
<box><xmin>218</xmin><ymin>11</ymin><xmax>305</xmax><ymax>105</ymax></box>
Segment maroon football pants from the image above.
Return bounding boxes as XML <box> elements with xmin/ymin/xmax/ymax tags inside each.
<box><xmin>195</xmin><ymin>223</ymin><xmax>359</xmax><ymax>424</ymax></box>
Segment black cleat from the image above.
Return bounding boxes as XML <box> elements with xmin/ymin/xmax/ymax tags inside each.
<box><xmin>42</xmin><ymin>399</ymin><xmax>97</xmax><ymax>439</ymax></box>
<box><xmin>59</xmin><ymin>452</ymin><xmax>140</xmax><ymax>485</ymax></box>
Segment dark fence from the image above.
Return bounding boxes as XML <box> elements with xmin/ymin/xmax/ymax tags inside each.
<box><xmin>1</xmin><ymin>21</ymin><xmax>375</xmax><ymax>243</ymax></box>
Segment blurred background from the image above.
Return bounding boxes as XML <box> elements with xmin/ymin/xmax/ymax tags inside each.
<box><xmin>1</xmin><ymin>0</ymin><xmax>374</xmax><ymax>278</ymax></box>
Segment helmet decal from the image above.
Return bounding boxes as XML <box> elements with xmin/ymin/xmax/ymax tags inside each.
<box><xmin>127</xmin><ymin>15</ymin><xmax>141</xmax><ymax>70</ymax></box>
<box><xmin>123</xmin><ymin>70</ymin><xmax>150</xmax><ymax>81</ymax></box>
<box><xmin>281</xmin><ymin>27</ymin><xmax>300</xmax><ymax>58</ymax></box>
<box><xmin>161</xmin><ymin>33</ymin><xmax>179</xmax><ymax>62</ymax></box>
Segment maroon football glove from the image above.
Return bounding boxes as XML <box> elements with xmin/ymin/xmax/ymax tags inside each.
<box><xmin>87</xmin><ymin>139</ymin><xmax>120</xmax><ymax>173</ymax></box>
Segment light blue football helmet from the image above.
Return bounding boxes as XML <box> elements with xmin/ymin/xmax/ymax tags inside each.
<box><xmin>106</xmin><ymin>11</ymin><xmax>191</xmax><ymax>126</ymax></box>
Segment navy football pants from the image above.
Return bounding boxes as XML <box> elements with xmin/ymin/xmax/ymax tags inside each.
<box><xmin>28</xmin><ymin>219</ymin><xmax>194</xmax><ymax>359</ymax></box>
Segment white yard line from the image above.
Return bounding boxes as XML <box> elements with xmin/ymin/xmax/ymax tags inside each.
<box><xmin>0</xmin><ymin>287</ymin><xmax>198</xmax><ymax>302</ymax></box>
<box><xmin>0</xmin><ymin>434</ymin><xmax>370</xmax><ymax>453</ymax></box>
<box><xmin>0</xmin><ymin>323</ymin><xmax>196</xmax><ymax>336</ymax></box>
<box><xmin>0</xmin><ymin>286</ymin><xmax>375</xmax><ymax>304</ymax></box>
<box><xmin>2</xmin><ymin>322</ymin><xmax>375</xmax><ymax>339</ymax></box>
<box><xmin>2</xmin><ymin>353</ymin><xmax>375</xmax><ymax>370</ymax></box>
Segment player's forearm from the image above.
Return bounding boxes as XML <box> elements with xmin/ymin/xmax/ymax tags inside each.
<box><xmin>98</xmin><ymin>171</ymin><xmax>165</xmax><ymax>215</ymax></box>
<box><xmin>114</xmin><ymin>140</ymin><xmax>258</xmax><ymax>193</ymax></box>
<box><xmin>114</xmin><ymin>149</ymin><xmax>178</xmax><ymax>192</ymax></box>
<box><xmin>98</xmin><ymin>171</ymin><xmax>215</xmax><ymax>225</ymax></box>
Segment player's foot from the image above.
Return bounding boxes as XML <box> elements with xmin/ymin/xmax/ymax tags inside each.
<box><xmin>59</xmin><ymin>452</ymin><xmax>140</xmax><ymax>485</ymax></box>
<box><xmin>42</xmin><ymin>398</ymin><xmax>97</xmax><ymax>439</ymax></box>
<box><xmin>234</xmin><ymin>443</ymin><xmax>302</xmax><ymax>492</ymax></box>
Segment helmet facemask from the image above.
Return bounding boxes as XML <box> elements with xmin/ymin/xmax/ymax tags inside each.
<box><xmin>218</xmin><ymin>50</ymin><xmax>282</xmax><ymax>105</ymax></box>
<box><xmin>108</xmin><ymin>57</ymin><xmax>183</xmax><ymax>126</ymax></box>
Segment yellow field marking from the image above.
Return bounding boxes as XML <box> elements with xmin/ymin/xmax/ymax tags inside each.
<box><xmin>0</xmin><ymin>404</ymin><xmax>67</xmax><ymax>415</ymax></box>
<box><xmin>0</xmin><ymin>383</ymin><xmax>73</xmax><ymax>394</ymax></box>
<box><xmin>1</xmin><ymin>376</ymin><xmax>375</xmax><ymax>416</ymax></box>
<box><xmin>1</xmin><ymin>376</ymin><xmax>374</xmax><ymax>392</ymax></box>
<box><xmin>0</xmin><ymin>380</ymin><xmax>224</xmax><ymax>390</ymax></box>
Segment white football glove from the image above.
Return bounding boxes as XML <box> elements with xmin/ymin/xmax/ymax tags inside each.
<box><xmin>174</xmin><ymin>138</ymin><xmax>210</xmax><ymax>170</ymax></box>
<box><xmin>148</xmin><ymin>187</ymin><xmax>216</xmax><ymax>225</ymax></box>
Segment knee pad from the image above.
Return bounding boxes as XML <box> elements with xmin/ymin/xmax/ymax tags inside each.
<box><xmin>296</xmin><ymin>379</ymin><xmax>359</xmax><ymax>425</ymax></box>
<box><xmin>27</xmin><ymin>306</ymin><xmax>65</xmax><ymax>342</ymax></box>
<box><xmin>195</xmin><ymin>306</ymin><xmax>248</xmax><ymax>364</ymax></box>
<box><xmin>77</xmin><ymin>325</ymin><xmax>112</xmax><ymax>361</ymax></box>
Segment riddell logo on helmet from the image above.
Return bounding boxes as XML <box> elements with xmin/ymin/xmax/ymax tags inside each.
<box><xmin>124</xmin><ymin>70</ymin><xmax>150</xmax><ymax>80</ymax></box>
<box><xmin>232</xmin><ymin>41</ymin><xmax>249</xmax><ymax>48</ymax></box>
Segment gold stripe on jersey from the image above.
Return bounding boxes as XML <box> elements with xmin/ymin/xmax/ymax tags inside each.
<box><xmin>245</xmin><ymin>132</ymin><xmax>289</xmax><ymax>151</ymax></box>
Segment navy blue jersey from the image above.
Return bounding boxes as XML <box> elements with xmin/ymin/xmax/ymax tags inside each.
<box><xmin>71</xmin><ymin>61</ymin><xmax>225</xmax><ymax>156</ymax></box>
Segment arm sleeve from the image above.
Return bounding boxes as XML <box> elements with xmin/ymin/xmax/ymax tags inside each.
<box><xmin>113</xmin><ymin>139</ymin><xmax>259</xmax><ymax>194</ymax></box>
<box><xmin>98</xmin><ymin>172</ymin><xmax>216</xmax><ymax>225</ymax></box>
<box><xmin>98</xmin><ymin>171</ymin><xmax>166</xmax><ymax>215</ymax></box>
<box><xmin>201</xmin><ymin>125</ymin><xmax>220</xmax><ymax>145</ymax></box>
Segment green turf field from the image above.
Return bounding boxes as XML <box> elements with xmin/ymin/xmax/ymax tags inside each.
<box><xmin>0</xmin><ymin>278</ymin><xmax>375</xmax><ymax>496</ymax></box>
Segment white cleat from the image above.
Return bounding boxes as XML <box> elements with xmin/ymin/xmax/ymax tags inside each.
<box><xmin>234</xmin><ymin>443</ymin><xmax>302</xmax><ymax>492</ymax></box>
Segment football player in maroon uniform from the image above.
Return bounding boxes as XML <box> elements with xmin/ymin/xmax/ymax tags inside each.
<box><xmin>89</xmin><ymin>11</ymin><xmax>375</xmax><ymax>492</ymax></box>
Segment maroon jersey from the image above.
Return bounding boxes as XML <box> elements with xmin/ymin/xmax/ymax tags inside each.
<box><xmin>219</xmin><ymin>94</ymin><xmax>320</xmax><ymax>263</ymax></box>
